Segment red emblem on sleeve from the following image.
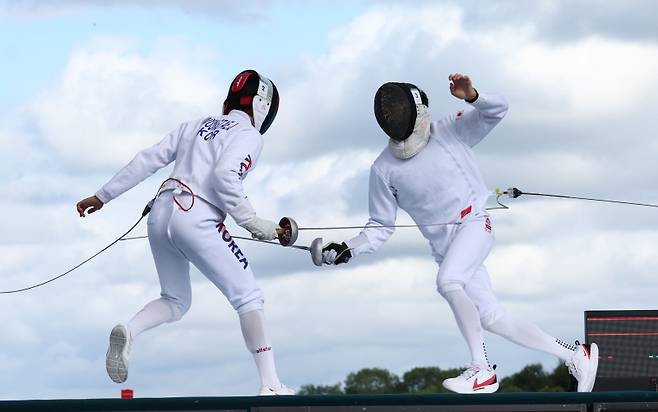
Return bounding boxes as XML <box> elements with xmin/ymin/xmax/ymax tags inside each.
<box><xmin>238</xmin><ymin>155</ymin><xmax>253</xmax><ymax>178</ymax></box>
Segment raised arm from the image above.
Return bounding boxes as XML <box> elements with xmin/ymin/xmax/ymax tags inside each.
<box><xmin>446</xmin><ymin>73</ymin><xmax>508</xmax><ymax>147</ymax></box>
<box><xmin>77</xmin><ymin>122</ymin><xmax>185</xmax><ymax>216</ymax></box>
<box><xmin>96</xmin><ymin>123</ymin><xmax>184</xmax><ymax>203</ymax></box>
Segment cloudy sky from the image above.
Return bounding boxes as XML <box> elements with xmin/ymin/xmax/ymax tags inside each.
<box><xmin>2</xmin><ymin>0</ymin><xmax>658</xmax><ymax>400</ymax></box>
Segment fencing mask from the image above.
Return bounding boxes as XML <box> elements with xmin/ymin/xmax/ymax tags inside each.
<box><xmin>374</xmin><ymin>82</ymin><xmax>431</xmax><ymax>159</ymax></box>
<box><xmin>224</xmin><ymin>69</ymin><xmax>279</xmax><ymax>134</ymax></box>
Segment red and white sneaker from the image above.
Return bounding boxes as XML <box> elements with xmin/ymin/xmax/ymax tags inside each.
<box><xmin>259</xmin><ymin>384</ymin><xmax>295</xmax><ymax>396</ymax></box>
<box><xmin>105</xmin><ymin>324</ymin><xmax>132</xmax><ymax>384</ymax></box>
<box><xmin>566</xmin><ymin>341</ymin><xmax>599</xmax><ymax>392</ymax></box>
<box><xmin>442</xmin><ymin>363</ymin><xmax>499</xmax><ymax>394</ymax></box>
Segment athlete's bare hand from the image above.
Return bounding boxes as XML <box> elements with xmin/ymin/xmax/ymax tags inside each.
<box><xmin>449</xmin><ymin>73</ymin><xmax>477</xmax><ymax>101</ymax></box>
<box><xmin>76</xmin><ymin>195</ymin><xmax>104</xmax><ymax>217</ymax></box>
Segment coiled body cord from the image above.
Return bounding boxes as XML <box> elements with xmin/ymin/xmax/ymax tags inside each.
<box><xmin>0</xmin><ymin>177</ymin><xmax>196</xmax><ymax>295</ymax></box>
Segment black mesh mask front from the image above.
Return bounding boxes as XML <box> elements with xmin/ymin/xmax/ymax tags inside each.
<box><xmin>374</xmin><ymin>82</ymin><xmax>428</xmax><ymax>142</ymax></box>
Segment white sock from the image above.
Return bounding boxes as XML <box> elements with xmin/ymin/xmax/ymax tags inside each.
<box><xmin>127</xmin><ymin>298</ymin><xmax>178</xmax><ymax>339</ymax></box>
<box><xmin>442</xmin><ymin>287</ymin><xmax>489</xmax><ymax>368</ymax></box>
<box><xmin>239</xmin><ymin>309</ymin><xmax>282</xmax><ymax>389</ymax></box>
<box><xmin>485</xmin><ymin>312</ymin><xmax>575</xmax><ymax>361</ymax></box>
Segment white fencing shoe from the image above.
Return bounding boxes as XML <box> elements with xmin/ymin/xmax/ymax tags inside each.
<box><xmin>259</xmin><ymin>384</ymin><xmax>295</xmax><ymax>396</ymax></box>
<box><xmin>106</xmin><ymin>324</ymin><xmax>132</xmax><ymax>384</ymax></box>
<box><xmin>566</xmin><ymin>341</ymin><xmax>599</xmax><ymax>392</ymax></box>
<box><xmin>442</xmin><ymin>363</ymin><xmax>499</xmax><ymax>394</ymax></box>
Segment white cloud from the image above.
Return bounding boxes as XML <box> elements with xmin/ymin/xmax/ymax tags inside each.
<box><xmin>245</xmin><ymin>150</ymin><xmax>377</xmax><ymax>224</ymax></box>
<box><xmin>503</xmin><ymin>37</ymin><xmax>658</xmax><ymax>120</ymax></box>
<box><xmin>29</xmin><ymin>37</ymin><xmax>224</xmax><ymax>171</ymax></box>
<box><xmin>0</xmin><ymin>0</ymin><xmax>271</xmax><ymax>20</ymax></box>
<box><xmin>268</xmin><ymin>2</ymin><xmax>468</xmax><ymax>159</ymax></box>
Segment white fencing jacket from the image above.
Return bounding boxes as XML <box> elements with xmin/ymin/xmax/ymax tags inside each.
<box><xmin>346</xmin><ymin>92</ymin><xmax>508</xmax><ymax>261</ymax></box>
<box><xmin>95</xmin><ymin>110</ymin><xmax>263</xmax><ymax>225</ymax></box>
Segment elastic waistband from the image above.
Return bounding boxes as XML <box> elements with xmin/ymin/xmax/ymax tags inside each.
<box><xmin>159</xmin><ymin>190</ymin><xmax>226</xmax><ymax>218</ymax></box>
<box><xmin>161</xmin><ymin>181</ymin><xmax>192</xmax><ymax>195</ymax></box>
<box><xmin>158</xmin><ymin>187</ymin><xmax>193</xmax><ymax>197</ymax></box>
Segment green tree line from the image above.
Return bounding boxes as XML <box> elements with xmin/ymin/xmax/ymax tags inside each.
<box><xmin>299</xmin><ymin>363</ymin><xmax>572</xmax><ymax>394</ymax></box>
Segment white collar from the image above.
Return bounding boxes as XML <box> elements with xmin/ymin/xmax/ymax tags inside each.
<box><xmin>388</xmin><ymin>105</ymin><xmax>431</xmax><ymax>159</ymax></box>
<box><xmin>228</xmin><ymin>109</ymin><xmax>253</xmax><ymax>124</ymax></box>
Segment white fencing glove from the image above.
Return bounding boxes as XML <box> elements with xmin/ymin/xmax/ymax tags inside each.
<box><xmin>242</xmin><ymin>216</ymin><xmax>278</xmax><ymax>241</ymax></box>
<box><xmin>322</xmin><ymin>242</ymin><xmax>352</xmax><ymax>265</ymax></box>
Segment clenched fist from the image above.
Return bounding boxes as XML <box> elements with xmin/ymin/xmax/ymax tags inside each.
<box><xmin>76</xmin><ymin>195</ymin><xmax>104</xmax><ymax>217</ymax></box>
<box><xmin>449</xmin><ymin>73</ymin><xmax>478</xmax><ymax>102</ymax></box>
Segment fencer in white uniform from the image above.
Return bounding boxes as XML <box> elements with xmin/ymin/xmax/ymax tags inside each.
<box><xmin>322</xmin><ymin>74</ymin><xmax>599</xmax><ymax>394</ymax></box>
<box><xmin>76</xmin><ymin>69</ymin><xmax>294</xmax><ymax>395</ymax></box>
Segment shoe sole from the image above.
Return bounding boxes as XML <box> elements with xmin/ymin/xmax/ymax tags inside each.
<box><xmin>586</xmin><ymin>343</ymin><xmax>599</xmax><ymax>392</ymax></box>
<box><xmin>106</xmin><ymin>326</ymin><xmax>129</xmax><ymax>383</ymax></box>
<box><xmin>442</xmin><ymin>381</ymin><xmax>499</xmax><ymax>394</ymax></box>
<box><xmin>576</xmin><ymin>343</ymin><xmax>599</xmax><ymax>392</ymax></box>
<box><xmin>259</xmin><ymin>387</ymin><xmax>295</xmax><ymax>396</ymax></box>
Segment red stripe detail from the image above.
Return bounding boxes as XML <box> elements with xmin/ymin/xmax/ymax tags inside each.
<box><xmin>472</xmin><ymin>374</ymin><xmax>497</xmax><ymax>390</ymax></box>
<box><xmin>231</xmin><ymin>72</ymin><xmax>251</xmax><ymax>92</ymax></box>
<box><xmin>587</xmin><ymin>332</ymin><xmax>658</xmax><ymax>337</ymax></box>
<box><xmin>460</xmin><ymin>205</ymin><xmax>472</xmax><ymax>219</ymax></box>
<box><xmin>587</xmin><ymin>317</ymin><xmax>658</xmax><ymax>321</ymax></box>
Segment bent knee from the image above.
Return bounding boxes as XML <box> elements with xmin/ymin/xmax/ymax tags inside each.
<box><xmin>480</xmin><ymin>307</ymin><xmax>506</xmax><ymax>331</ymax></box>
<box><xmin>161</xmin><ymin>296</ymin><xmax>191</xmax><ymax>322</ymax></box>
<box><xmin>436</xmin><ymin>279</ymin><xmax>465</xmax><ymax>298</ymax></box>
<box><xmin>233</xmin><ymin>289</ymin><xmax>265</xmax><ymax>315</ymax></box>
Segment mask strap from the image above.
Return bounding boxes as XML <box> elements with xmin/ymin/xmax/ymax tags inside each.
<box><xmin>408</xmin><ymin>86</ymin><xmax>423</xmax><ymax>105</ymax></box>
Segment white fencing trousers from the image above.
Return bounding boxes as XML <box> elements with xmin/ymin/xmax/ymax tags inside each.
<box><xmin>143</xmin><ymin>191</ymin><xmax>264</xmax><ymax>324</ymax></box>
<box><xmin>434</xmin><ymin>214</ymin><xmax>575</xmax><ymax>365</ymax></box>
<box><xmin>436</xmin><ymin>213</ymin><xmax>502</xmax><ymax>326</ymax></box>
<box><xmin>435</xmin><ymin>214</ymin><xmax>501</xmax><ymax>367</ymax></box>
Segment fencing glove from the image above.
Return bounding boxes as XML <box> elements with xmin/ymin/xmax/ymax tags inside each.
<box><xmin>322</xmin><ymin>242</ymin><xmax>352</xmax><ymax>265</ymax></box>
<box><xmin>242</xmin><ymin>216</ymin><xmax>278</xmax><ymax>240</ymax></box>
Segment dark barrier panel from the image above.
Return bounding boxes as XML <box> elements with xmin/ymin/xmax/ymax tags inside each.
<box><xmin>251</xmin><ymin>405</ymin><xmax>585</xmax><ymax>412</ymax></box>
<box><xmin>2</xmin><ymin>392</ymin><xmax>658</xmax><ymax>412</ymax></box>
<box><xmin>593</xmin><ymin>401</ymin><xmax>658</xmax><ymax>411</ymax></box>
<box><xmin>585</xmin><ymin>309</ymin><xmax>658</xmax><ymax>391</ymax></box>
